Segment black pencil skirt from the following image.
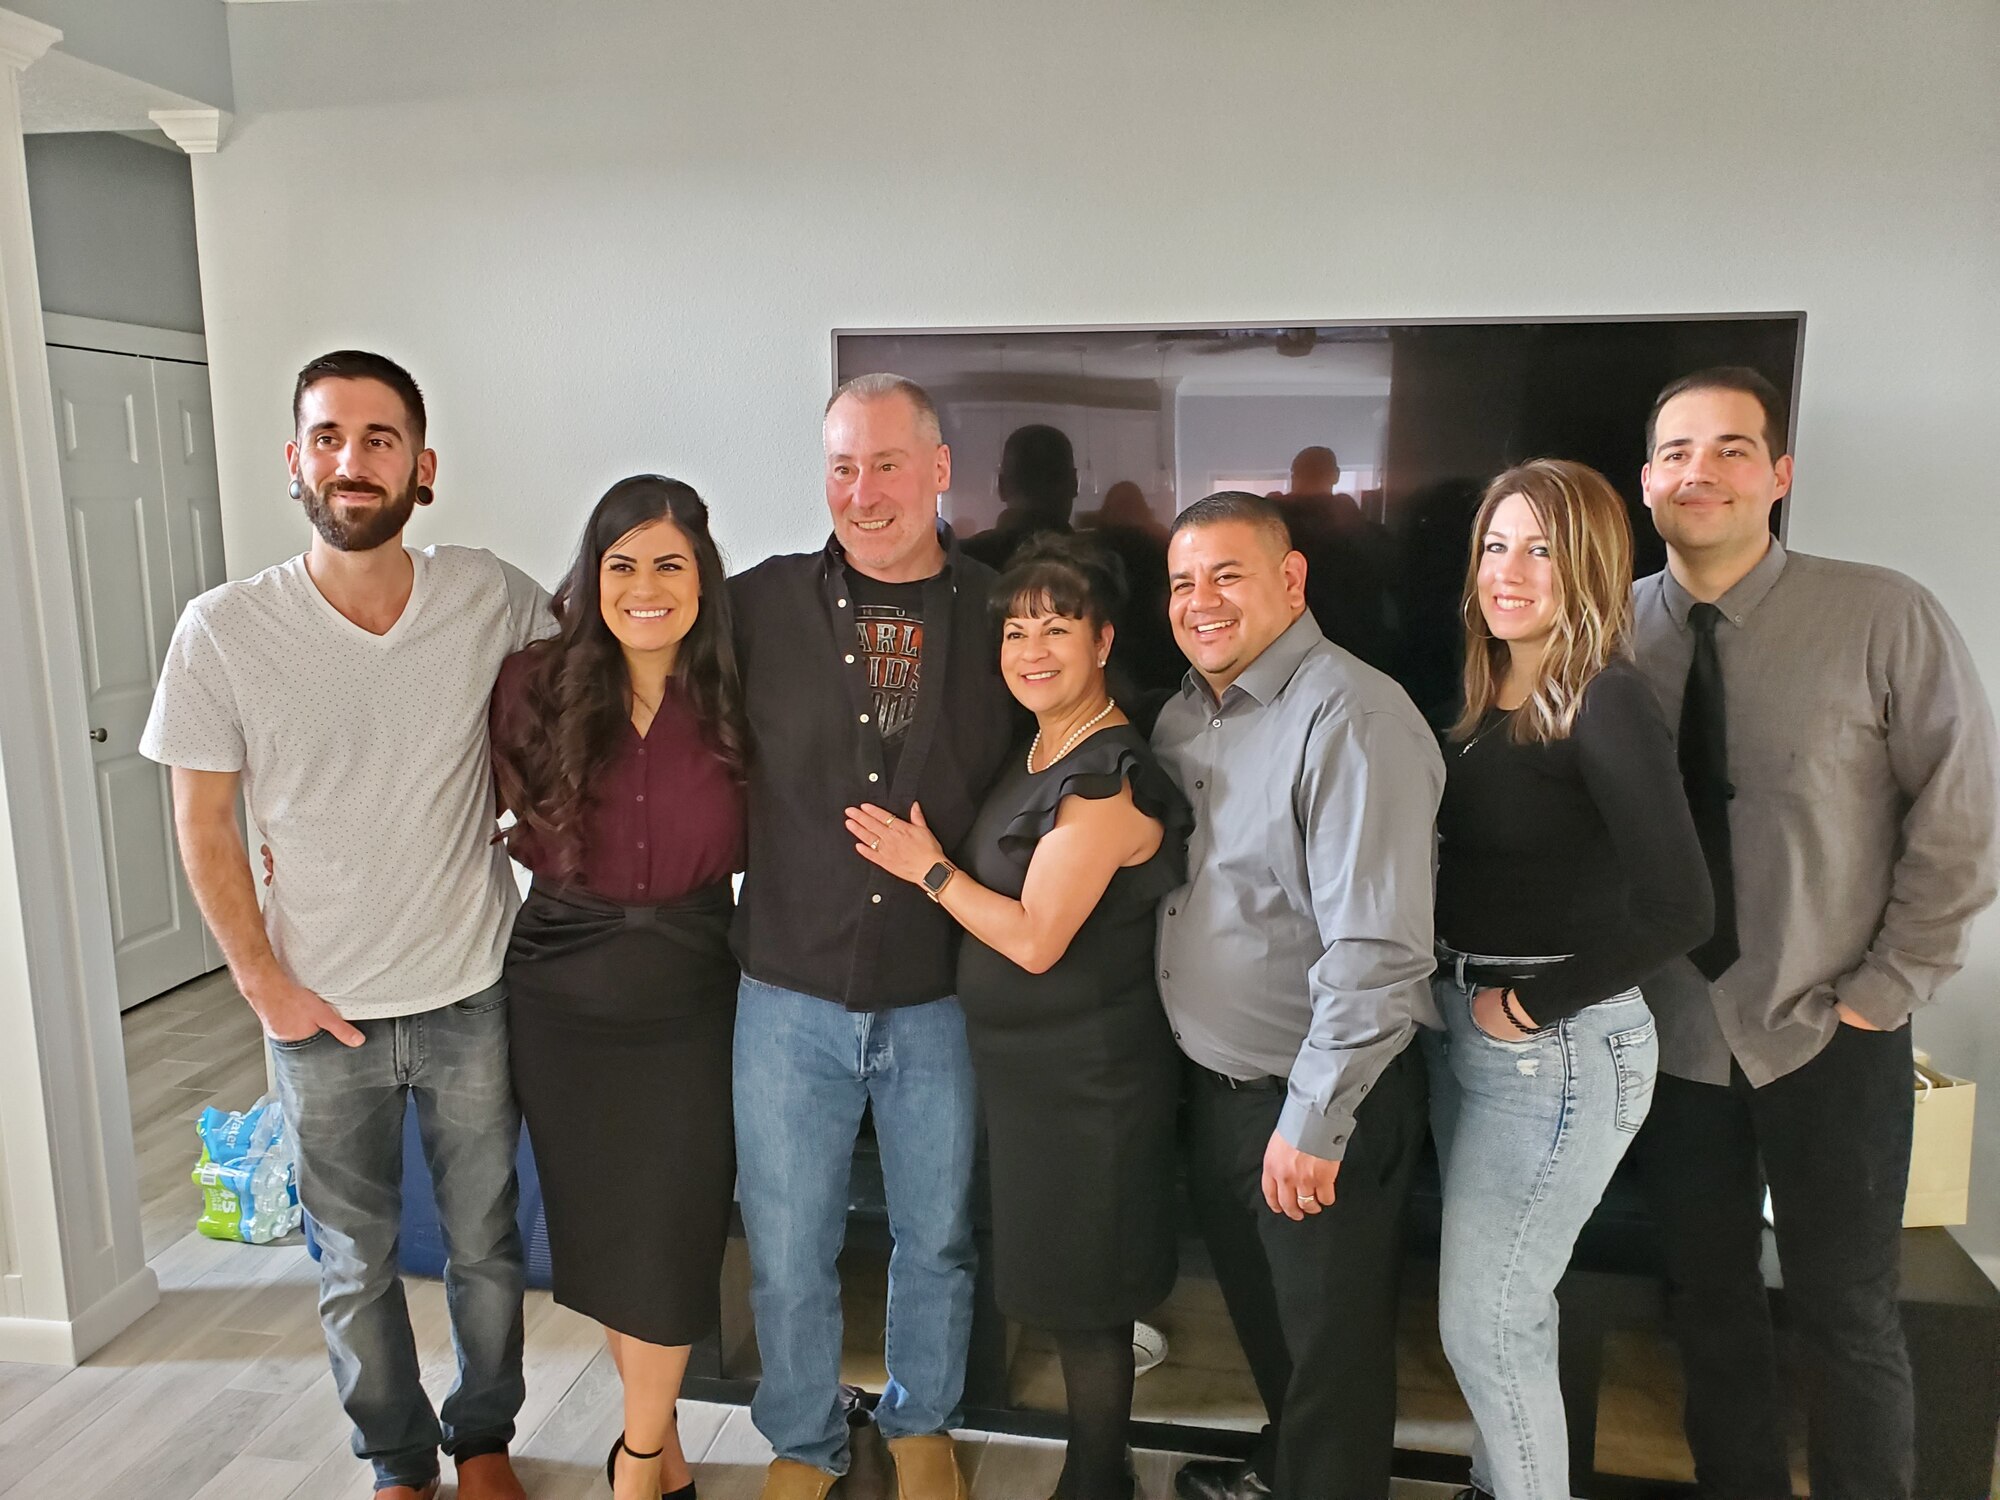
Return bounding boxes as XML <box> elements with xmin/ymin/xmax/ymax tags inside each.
<box><xmin>504</xmin><ymin>880</ymin><xmax>738</xmax><ymax>1346</ymax></box>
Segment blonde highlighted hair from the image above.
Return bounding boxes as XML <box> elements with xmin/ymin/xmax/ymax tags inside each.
<box><xmin>1451</xmin><ymin>458</ymin><xmax>1634</xmax><ymax>746</ymax></box>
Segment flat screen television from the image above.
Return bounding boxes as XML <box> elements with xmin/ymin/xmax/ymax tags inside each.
<box><xmin>834</xmin><ymin>314</ymin><xmax>1804</xmax><ymax>722</ymax></box>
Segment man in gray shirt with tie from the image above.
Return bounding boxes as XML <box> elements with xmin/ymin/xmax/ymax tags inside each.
<box><xmin>1154</xmin><ymin>492</ymin><xmax>1444</xmax><ymax>1500</ymax></box>
<box><xmin>1628</xmin><ymin>367</ymin><xmax>1999</xmax><ymax>1500</ymax></box>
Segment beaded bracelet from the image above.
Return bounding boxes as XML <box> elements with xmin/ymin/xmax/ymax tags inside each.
<box><xmin>1499</xmin><ymin>989</ymin><xmax>1543</xmax><ymax>1035</ymax></box>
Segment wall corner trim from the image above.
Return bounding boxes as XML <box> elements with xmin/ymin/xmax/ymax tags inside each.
<box><xmin>0</xmin><ymin>10</ymin><xmax>59</xmax><ymax>73</ymax></box>
<box><xmin>149</xmin><ymin>107</ymin><xmax>230</xmax><ymax>155</ymax></box>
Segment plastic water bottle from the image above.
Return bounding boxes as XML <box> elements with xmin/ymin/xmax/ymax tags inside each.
<box><xmin>193</xmin><ymin>1092</ymin><xmax>302</xmax><ymax>1242</ymax></box>
<box><xmin>243</xmin><ymin>1105</ymin><xmax>302</xmax><ymax>1242</ymax></box>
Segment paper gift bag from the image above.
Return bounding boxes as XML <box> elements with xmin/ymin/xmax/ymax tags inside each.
<box><xmin>1905</xmin><ymin>1056</ymin><xmax>1976</xmax><ymax>1228</ymax></box>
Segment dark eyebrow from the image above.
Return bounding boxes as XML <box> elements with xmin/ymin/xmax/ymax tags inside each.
<box><xmin>307</xmin><ymin>420</ymin><xmax>404</xmax><ymax>439</ymax></box>
<box><xmin>606</xmin><ymin>549</ymin><xmax>691</xmax><ymax>565</ymax></box>
<box><xmin>1168</xmin><ymin>557</ymin><xmax>1247</xmax><ymax>584</ymax></box>
<box><xmin>1656</xmin><ymin>432</ymin><xmax>1762</xmax><ymax>451</ymax></box>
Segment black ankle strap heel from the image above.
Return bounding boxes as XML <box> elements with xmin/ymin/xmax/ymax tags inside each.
<box><xmin>608</xmin><ymin>1433</ymin><xmax>668</xmax><ymax>1485</ymax></box>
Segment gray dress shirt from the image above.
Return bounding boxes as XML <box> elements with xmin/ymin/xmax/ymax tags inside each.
<box><xmin>1153</xmin><ymin>611</ymin><xmax>1445</xmax><ymax>1159</ymax></box>
<box><xmin>1631</xmin><ymin>539</ymin><xmax>2000</xmax><ymax>1086</ymax></box>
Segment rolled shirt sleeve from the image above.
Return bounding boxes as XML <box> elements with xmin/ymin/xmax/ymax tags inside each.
<box><xmin>1281</xmin><ymin>707</ymin><xmax>1444</xmax><ymax>1157</ymax></box>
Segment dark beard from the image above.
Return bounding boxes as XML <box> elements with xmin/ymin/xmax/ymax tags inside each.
<box><xmin>301</xmin><ymin>474</ymin><xmax>419</xmax><ymax>552</ymax></box>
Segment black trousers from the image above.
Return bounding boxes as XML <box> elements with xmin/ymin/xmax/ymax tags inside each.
<box><xmin>1182</xmin><ymin>1043</ymin><xmax>1426</xmax><ymax>1500</ymax></box>
<box><xmin>1632</xmin><ymin>1021</ymin><xmax>1915</xmax><ymax>1500</ymax></box>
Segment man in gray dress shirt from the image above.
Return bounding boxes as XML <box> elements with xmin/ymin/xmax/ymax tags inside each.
<box><xmin>1628</xmin><ymin>367</ymin><xmax>1999</xmax><ymax>1500</ymax></box>
<box><xmin>1154</xmin><ymin>492</ymin><xmax>1444</xmax><ymax>1500</ymax></box>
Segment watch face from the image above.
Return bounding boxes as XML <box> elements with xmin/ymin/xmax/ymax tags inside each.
<box><xmin>924</xmin><ymin>862</ymin><xmax>952</xmax><ymax>891</ymax></box>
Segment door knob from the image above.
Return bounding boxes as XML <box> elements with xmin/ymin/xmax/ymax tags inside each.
<box><xmin>89</xmin><ymin>727</ymin><xmax>107</xmax><ymax>742</ymax></box>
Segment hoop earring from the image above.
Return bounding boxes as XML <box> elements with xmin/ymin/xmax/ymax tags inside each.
<box><xmin>416</xmin><ymin>485</ymin><xmax>434</xmax><ymax>506</ymax></box>
<box><xmin>288</xmin><ymin>478</ymin><xmax>302</xmax><ymax>500</ymax></box>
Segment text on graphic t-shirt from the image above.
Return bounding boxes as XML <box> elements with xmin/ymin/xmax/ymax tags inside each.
<box><xmin>846</xmin><ymin>566</ymin><xmax>929</xmax><ymax>783</ymax></box>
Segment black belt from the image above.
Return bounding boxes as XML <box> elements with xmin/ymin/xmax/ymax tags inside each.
<box><xmin>1192</xmin><ymin>1064</ymin><xmax>1285</xmax><ymax>1093</ymax></box>
<box><xmin>1455</xmin><ymin>959</ymin><xmax>1551</xmax><ymax>989</ymax></box>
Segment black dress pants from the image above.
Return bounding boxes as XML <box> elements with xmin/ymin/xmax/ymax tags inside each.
<box><xmin>1183</xmin><ymin>1043</ymin><xmax>1426</xmax><ymax>1500</ymax></box>
<box><xmin>1632</xmin><ymin>1021</ymin><xmax>1915</xmax><ymax>1500</ymax></box>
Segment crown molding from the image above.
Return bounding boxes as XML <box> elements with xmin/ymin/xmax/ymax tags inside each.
<box><xmin>149</xmin><ymin>106</ymin><xmax>229</xmax><ymax>154</ymax></box>
<box><xmin>0</xmin><ymin>10</ymin><xmax>61</xmax><ymax>73</ymax></box>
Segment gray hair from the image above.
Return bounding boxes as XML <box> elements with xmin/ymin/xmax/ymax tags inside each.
<box><xmin>825</xmin><ymin>372</ymin><xmax>943</xmax><ymax>445</ymax></box>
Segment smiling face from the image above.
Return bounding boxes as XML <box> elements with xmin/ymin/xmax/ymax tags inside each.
<box><xmin>287</xmin><ymin>376</ymin><xmax>436</xmax><ymax>553</ymax></box>
<box><xmin>599</xmin><ymin>517</ymin><xmax>700</xmax><ymax>667</ymax></box>
<box><xmin>824</xmin><ymin>391</ymin><xmax>951</xmax><ymax>583</ymax></box>
<box><xmin>1476</xmin><ymin>492</ymin><xmax>1559</xmax><ymax>651</ymax></box>
<box><xmin>1167</xmin><ymin>517</ymin><xmax>1309</xmax><ymax>696</ymax></box>
<box><xmin>1000</xmin><ymin>610</ymin><xmax>1112</xmax><ymax>718</ymax></box>
<box><xmin>1642</xmin><ymin>386</ymin><xmax>1793</xmax><ymax>572</ymax></box>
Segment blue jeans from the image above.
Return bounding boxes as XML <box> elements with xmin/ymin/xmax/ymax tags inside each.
<box><xmin>733</xmin><ymin>978</ymin><xmax>979</xmax><ymax>1473</ymax></box>
<box><xmin>271</xmin><ymin>983</ymin><xmax>526</xmax><ymax>1491</ymax></box>
<box><xmin>1423</xmin><ymin>955</ymin><xmax>1658</xmax><ymax>1500</ymax></box>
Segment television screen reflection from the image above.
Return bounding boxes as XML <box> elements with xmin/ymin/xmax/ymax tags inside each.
<box><xmin>835</xmin><ymin>316</ymin><xmax>1803</xmax><ymax>725</ymax></box>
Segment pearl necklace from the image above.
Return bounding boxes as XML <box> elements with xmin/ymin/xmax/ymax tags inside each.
<box><xmin>1028</xmin><ymin>698</ymin><xmax>1117</xmax><ymax>774</ymax></box>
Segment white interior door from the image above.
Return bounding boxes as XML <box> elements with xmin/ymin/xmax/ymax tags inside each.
<box><xmin>47</xmin><ymin>344</ymin><xmax>224</xmax><ymax>1008</ymax></box>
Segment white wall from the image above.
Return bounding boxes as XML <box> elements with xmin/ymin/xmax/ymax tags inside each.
<box><xmin>197</xmin><ymin>0</ymin><xmax>2000</xmax><ymax>1249</ymax></box>
<box><xmin>26</xmin><ymin>131</ymin><xmax>203</xmax><ymax>331</ymax></box>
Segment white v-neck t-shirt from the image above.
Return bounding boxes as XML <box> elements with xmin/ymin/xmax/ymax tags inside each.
<box><xmin>141</xmin><ymin>545</ymin><xmax>555</xmax><ymax>1019</ymax></box>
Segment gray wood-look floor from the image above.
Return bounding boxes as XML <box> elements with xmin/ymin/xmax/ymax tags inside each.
<box><xmin>6</xmin><ymin>968</ymin><xmax>1750</xmax><ymax>1499</ymax></box>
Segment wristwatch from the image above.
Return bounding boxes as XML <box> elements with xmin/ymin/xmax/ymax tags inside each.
<box><xmin>921</xmin><ymin>861</ymin><xmax>957</xmax><ymax>901</ymax></box>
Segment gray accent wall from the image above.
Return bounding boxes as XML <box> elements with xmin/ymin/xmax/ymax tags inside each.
<box><xmin>25</xmin><ymin>133</ymin><xmax>204</xmax><ymax>335</ymax></box>
<box><xmin>8</xmin><ymin>0</ymin><xmax>231</xmax><ymax>110</ymax></box>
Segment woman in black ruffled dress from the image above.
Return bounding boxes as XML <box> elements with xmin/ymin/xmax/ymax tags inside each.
<box><xmin>847</xmin><ymin>534</ymin><xmax>1190</xmax><ymax>1500</ymax></box>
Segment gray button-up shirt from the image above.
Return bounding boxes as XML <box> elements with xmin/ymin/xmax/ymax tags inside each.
<box><xmin>1632</xmin><ymin>539</ymin><xmax>2000</xmax><ymax>1086</ymax></box>
<box><xmin>1153</xmin><ymin>612</ymin><xmax>1444</xmax><ymax>1159</ymax></box>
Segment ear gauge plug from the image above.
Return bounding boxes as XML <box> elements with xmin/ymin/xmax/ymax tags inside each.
<box><xmin>289</xmin><ymin>478</ymin><xmax>302</xmax><ymax>500</ymax></box>
<box><xmin>416</xmin><ymin>485</ymin><xmax>434</xmax><ymax>506</ymax></box>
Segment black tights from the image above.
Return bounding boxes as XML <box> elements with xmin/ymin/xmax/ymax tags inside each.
<box><xmin>1053</xmin><ymin>1322</ymin><xmax>1134</xmax><ymax>1500</ymax></box>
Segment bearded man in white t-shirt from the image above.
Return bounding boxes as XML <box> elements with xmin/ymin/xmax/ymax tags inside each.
<box><xmin>141</xmin><ymin>351</ymin><xmax>553</xmax><ymax>1500</ymax></box>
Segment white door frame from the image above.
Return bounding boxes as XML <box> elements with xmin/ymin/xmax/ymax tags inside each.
<box><xmin>0</xmin><ymin>9</ymin><xmax>161</xmax><ymax>1364</ymax></box>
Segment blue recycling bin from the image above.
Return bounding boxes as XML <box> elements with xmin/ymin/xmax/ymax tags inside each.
<box><xmin>303</xmin><ymin>1095</ymin><xmax>554</xmax><ymax>1289</ymax></box>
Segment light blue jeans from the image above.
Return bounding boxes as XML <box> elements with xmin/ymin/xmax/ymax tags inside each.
<box><xmin>733</xmin><ymin>978</ymin><xmax>979</xmax><ymax>1474</ymax></box>
<box><xmin>270</xmin><ymin>982</ymin><xmax>525</xmax><ymax>1491</ymax></box>
<box><xmin>1423</xmin><ymin>953</ymin><xmax>1658</xmax><ymax>1500</ymax></box>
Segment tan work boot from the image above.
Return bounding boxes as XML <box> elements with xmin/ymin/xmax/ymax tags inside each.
<box><xmin>456</xmin><ymin>1450</ymin><xmax>529</xmax><ymax>1500</ymax></box>
<box><xmin>374</xmin><ymin>1483</ymin><xmax>439</xmax><ymax>1500</ymax></box>
<box><xmin>761</xmin><ymin>1457</ymin><xmax>839</xmax><ymax>1500</ymax></box>
<box><xmin>886</xmin><ymin>1434</ymin><xmax>969</xmax><ymax>1500</ymax></box>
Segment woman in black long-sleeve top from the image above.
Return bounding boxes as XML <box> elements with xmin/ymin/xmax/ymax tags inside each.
<box><xmin>1426</xmin><ymin>459</ymin><xmax>1712</xmax><ymax>1500</ymax></box>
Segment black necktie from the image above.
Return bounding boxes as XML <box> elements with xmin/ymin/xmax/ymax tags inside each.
<box><xmin>1681</xmin><ymin>602</ymin><xmax>1739</xmax><ymax>979</ymax></box>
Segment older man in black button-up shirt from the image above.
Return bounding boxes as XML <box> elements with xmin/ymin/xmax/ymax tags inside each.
<box><xmin>728</xmin><ymin>375</ymin><xmax>1014</xmax><ymax>1500</ymax></box>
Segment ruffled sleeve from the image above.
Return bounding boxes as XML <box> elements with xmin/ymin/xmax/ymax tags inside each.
<box><xmin>997</xmin><ymin>729</ymin><xmax>1194</xmax><ymax>899</ymax></box>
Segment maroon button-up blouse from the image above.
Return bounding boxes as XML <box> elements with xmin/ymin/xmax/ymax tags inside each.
<box><xmin>491</xmin><ymin>651</ymin><xmax>746</xmax><ymax>904</ymax></box>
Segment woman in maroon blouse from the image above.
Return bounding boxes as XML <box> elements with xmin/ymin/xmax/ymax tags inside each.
<box><xmin>489</xmin><ymin>476</ymin><xmax>747</xmax><ymax>1500</ymax></box>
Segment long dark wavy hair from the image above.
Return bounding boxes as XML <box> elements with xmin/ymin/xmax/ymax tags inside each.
<box><xmin>493</xmin><ymin>475</ymin><xmax>747</xmax><ymax>877</ymax></box>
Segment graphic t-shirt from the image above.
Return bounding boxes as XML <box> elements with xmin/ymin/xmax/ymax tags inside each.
<box><xmin>846</xmin><ymin>566</ymin><xmax>929</xmax><ymax>783</ymax></box>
